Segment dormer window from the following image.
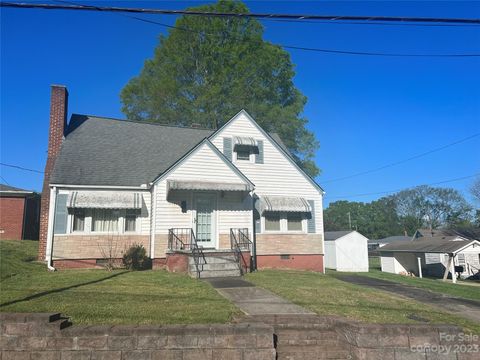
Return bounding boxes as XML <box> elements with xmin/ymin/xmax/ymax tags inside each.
<box><xmin>233</xmin><ymin>136</ymin><xmax>258</xmax><ymax>162</ymax></box>
<box><xmin>236</xmin><ymin>149</ymin><xmax>250</xmax><ymax>160</ymax></box>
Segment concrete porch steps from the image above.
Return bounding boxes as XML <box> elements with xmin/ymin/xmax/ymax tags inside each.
<box><xmin>188</xmin><ymin>251</ymin><xmax>242</xmax><ymax>278</ymax></box>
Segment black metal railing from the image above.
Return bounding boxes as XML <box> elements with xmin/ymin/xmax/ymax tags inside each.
<box><xmin>168</xmin><ymin>228</ymin><xmax>206</xmax><ymax>278</ymax></box>
<box><xmin>230</xmin><ymin>228</ymin><xmax>252</xmax><ymax>275</ymax></box>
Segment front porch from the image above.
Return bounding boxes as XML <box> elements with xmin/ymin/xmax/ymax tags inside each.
<box><xmin>164</xmin><ymin>227</ymin><xmax>253</xmax><ymax>278</ymax></box>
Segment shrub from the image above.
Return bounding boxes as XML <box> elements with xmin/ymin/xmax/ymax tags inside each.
<box><xmin>122</xmin><ymin>244</ymin><xmax>151</xmax><ymax>270</ymax></box>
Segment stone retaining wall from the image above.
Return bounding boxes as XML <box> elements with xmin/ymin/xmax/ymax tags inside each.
<box><xmin>0</xmin><ymin>313</ymin><xmax>275</xmax><ymax>360</ymax></box>
<box><xmin>1</xmin><ymin>313</ymin><xmax>479</xmax><ymax>360</ymax></box>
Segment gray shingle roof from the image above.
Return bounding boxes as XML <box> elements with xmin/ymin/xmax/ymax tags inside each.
<box><xmin>0</xmin><ymin>184</ymin><xmax>33</xmax><ymax>193</ymax></box>
<box><xmin>378</xmin><ymin>235</ymin><xmax>476</xmax><ymax>254</ymax></box>
<box><xmin>414</xmin><ymin>228</ymin><xmax>480</xmax><ymax>241</ymax></box>
<box><xmin>50</xmin><ymin>114</ymin><xmax>292</xmax><ymax>187</ymax></box>
<box><xmin>369</xmin><ymin>235</ymin><xmax>411</xmax><ymax>244</ymax></box>
<box><xmin>324</xmin><ymin>230</ymin><xmax>354</xmax><ymax>241</ymax></box>
<box><xmin>51</xmin><ymin>115</ymin><xmax>214</xmax><ymax>186</ymax></box>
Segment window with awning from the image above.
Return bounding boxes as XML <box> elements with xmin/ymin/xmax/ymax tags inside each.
<box><xmin>67</xmin><ymin>191</ymin><xmax>143</xmax><ymax>209</ymax></box>
<box><xmin>233</xmin><ymin>136</ymin><xmax>258</xmax><ymax>148</ymax></box>
<box><xmin>259</xmin><ymin>195</ymin><xmax>311</xmax><ymax>214</ymax></box>
<box><xmin>167</xmin><ymin>180</ymin><xmax>253</xmax><ymax>194</ymax></box>
<box><xmin>256</xmin><ymin>195</ymin><xmax>315</xmax><ymax>234</ymax></box>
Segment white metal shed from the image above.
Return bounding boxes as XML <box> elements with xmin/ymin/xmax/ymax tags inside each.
<box><xmin>324</xmin><ymin>231</ymin><xmax>369</xmax><ymax>272</ymax></box>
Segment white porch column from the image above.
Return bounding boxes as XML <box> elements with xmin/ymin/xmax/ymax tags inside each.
<box><xmin>450</xmin><ymin>255</ymin><xmax>457</xmax><ymax>284</ymax></box>
<box><xmin>443</xmin><ymin>255</ymin><xmax>452</xmax><ymax>282</ymax></box>
<box><xmin>417</xmin><ymin>257</ymin><xmax>423</xmax><ymax>278</ymax></box>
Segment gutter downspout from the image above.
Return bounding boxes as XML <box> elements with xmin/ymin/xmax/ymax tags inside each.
<box><xmin>150</xmin><ymin>184</ymin><xmax>157</xmax><ymax>262</ymax></box>
<box><xmin>45</xmin><ymin>186</ymin><xmax>57</xmax><ymax>271</ymax></box>
<box><xmin>251</xmin><ymin>192</ymin><xmax>257</xmax><ymax>272</ymax></box>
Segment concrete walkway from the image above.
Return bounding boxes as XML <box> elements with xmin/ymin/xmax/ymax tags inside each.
<box><xmin>204</xmin><ymin>277</ymin><xmax>314</xmax><ymax>316</ymax></box>
<box><xmin>336</xmin><ymin>274</ymin><xmax>480</xmax><ymax>323</ymax></box>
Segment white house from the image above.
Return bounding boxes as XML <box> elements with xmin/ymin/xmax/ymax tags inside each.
<box><xmin>379</xmin><ymin>235</ymin><xmax>480</xmax><ymax>281</ymax></box>
<box><xmin>38</xmin><ymin>85</ymin><xmax>325</xmax><ymax>277</ymax></box>
<box><xmin>324</xmin><ymin>231</ymin><xmax>369</xmax><ymax>272</ymax></box>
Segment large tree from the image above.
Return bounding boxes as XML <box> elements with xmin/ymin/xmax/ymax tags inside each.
<box><xmin>323</xmin><ymin>198</ymin><xmax>403</xmax><ymax>239</ymax></box>
<box><xmin>121</xmin><ymin>0</ymin><xmax>320</xmax><ymax>176</ymax></box>
<box><xmin>393</xmin><ymin>185</ymin><xmax>472</xmax><ymax>230</ymax></box>
<box><xmin>471</xmin><ymin>177</ymin><xmax>480</xmax><ymax>203</ymax></box>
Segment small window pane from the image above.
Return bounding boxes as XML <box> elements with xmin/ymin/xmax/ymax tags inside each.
<box><xmin>264</xmin><ymin>213</ymin><xmax>280</xmax><ymax>231</ymax></box>
<box><xmin>72</xmin><ymin>209</ymin><xmax>85</xmax><ymax>232</ymax></box>
<box><xmin>457</xmin><ymin>254</ymin><xmax>465</xmax><ymax>265</ymax></box>
<box><xmin>287</xmin><ymin>213</ymin><xmax>303</xmax><ymax>231</ymax></box>
<box><xmin>236</xmin><ymin>150</ymin><xmax>250</xmax><ymax>160</ymax></box>
<box><xmin>92</xmin><ymin>209</ymin><xmax>119</xmax><ymax>232</ymax></box>
<box><xmin>125</xmin><ymin>209</ymin><xmax>137</xmax><ymax>232</ymax></box>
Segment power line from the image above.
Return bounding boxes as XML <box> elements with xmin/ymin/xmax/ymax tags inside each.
<box><xmin>0</xmin><ymin>163</ymin><xmax>44</xmax><ymax>174</ymax></box>
<box><xmin>261</xmin><ymin>18</ymin><xmax>479</xmax><ymax>28</ymax></box>
<box><xmin>0</xmin><ymin>175</ymin><xmax>11</xmax><ymax>186</ymax></box>
<box><xmin>327</xmin><ymin>173</ymin><xmax>479</xmax><ymax>200</ymax></box>
<box><xmin>44</xmin><ymin>2</ymin><xmax>480</xmax><ymax>58</ymax></box>
<box><xmin>322</xmin><ymin>133</ymin><xmax>480</xmax><ymax>184</ymax></box>
<box><xmin>2</xmin><ymin>2</ymin><xmax>480</xmax><ymax>25</ymax></box>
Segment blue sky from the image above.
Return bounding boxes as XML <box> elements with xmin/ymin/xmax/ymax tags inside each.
<box><xmin>1</xmin><ymin>1</ymin><xmax>479</xmax><ymax>207</ymax></box>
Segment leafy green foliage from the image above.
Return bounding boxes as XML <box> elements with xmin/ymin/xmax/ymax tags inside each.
<box><xmin>324</xmin><ymin>198</ymin><xmax>404</xmax><ymax>239</ymax></box>
<box><xmin>324</xmin><ymin>185</ymin><xmax>476</xmax><ymax>239</ymax></box>
<box><xmin>121</xmin><ymin>0</ymin><xmax>319</xmax><ymax>176</ymax></box>
<box><xmin>122</xmin><ymin>244</ymin><xmax>151</xmax><ymax>270</ymax></box>
<box><xmin>471</xmin><ymin>176</ymin><xmax>480</xmax><ymax>204</ymax></box>
<box><xmin>394</xmin><ymin>185</ymin><xmax>473</xmax><ymax>230</ymax></box>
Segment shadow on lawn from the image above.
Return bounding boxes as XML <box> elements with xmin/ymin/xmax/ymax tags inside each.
<box><xmin>0</xmin><ymin>271</ymin><xmax>129</xmax><ymax>308</ymax></box>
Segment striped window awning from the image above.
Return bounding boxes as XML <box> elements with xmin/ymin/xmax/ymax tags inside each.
<box><xmin>167</xmin><ymin>180</ymin><xmax>253</xmax><ymax>193</ymax></box>
<box><xmin>67</xmin><ymin>191</ymin><xmax>143</xmax><ymax>209</ymax></box>
<box><xmin>259</xmin><ymin>195</ymin><xmax>311</xmax><ymax>213</ymax></box>
<box><xmin>233</xmin><ymin>136</ymin><xmax>258</xmax><ymax>148</ymax></box>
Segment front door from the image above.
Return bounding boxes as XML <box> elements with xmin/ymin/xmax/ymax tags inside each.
<box><xmin>194</xmin><ymin>193</ymin><xmax>216</xmax><ymax>248</ymax></box>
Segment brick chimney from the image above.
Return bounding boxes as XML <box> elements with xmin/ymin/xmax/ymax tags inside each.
<box><xmin>38</xmin><ymin>85</ymin><xmax>68</xmax><ymax>261</ymax></box>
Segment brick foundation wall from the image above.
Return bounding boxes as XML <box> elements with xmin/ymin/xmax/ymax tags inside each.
<box><xmin>153</xmin><ymin>234</ymin><xmax>168</xmax><ymax>258</ymax></box>
<box><xmin>38</xmin><ymin>85</ymin><xmax>68</xmax><ymax>261</ymax></box>
<box><xmin>0</xmin><ymin>197</ymin><xmax>25</xmax><ymax>240</ymax></box>
<box><xmin>165</xmin><ymin>252</ymin><xmax>189</xmax><ymax>273</ymax></box>
<box><xmin>256</xmin><ymin>233</ymin><xmax>323</xmax><ymax>255</ymax></box>
<box><xmin>257</xmin><ymin>254</ymin><xmax>324</xmax><ymax>272</ymax></box>
<box><xmin>52</xmin><ymin>234</ymin><xmax>149</xmax><ymax>260</ymax></box>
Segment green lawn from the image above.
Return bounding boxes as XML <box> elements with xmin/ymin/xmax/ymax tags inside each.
<box><xmin>245</xmin><ymin>270</ymin><xmax>480</xmax><ymax>334</ymax></box>
<box><xmin>365</xmin><ymin>256</ymin><xmax>480</xmax><ymax>302</ymax></box>
<box><xmin>0</xmin><ymin>240</ymin><xmax>239</xmax><ymax>325</ymax></box>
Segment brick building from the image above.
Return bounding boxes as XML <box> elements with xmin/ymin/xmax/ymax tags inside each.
<box><xmin>0</xmin><ymin>184</ymin><xmax>40</xmax><ymax>240</ymax></box>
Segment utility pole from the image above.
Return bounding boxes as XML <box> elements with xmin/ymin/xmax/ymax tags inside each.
<box><xmin>347</xmin><ymin>212</ymin><xmax>352</xmax><ymax>229</ymax></box>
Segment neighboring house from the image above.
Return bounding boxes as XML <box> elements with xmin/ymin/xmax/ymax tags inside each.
<box><xmin>324</xmin><ymin>230</ymin><xmax>369</xmax><ymax>272</ymax></box>
<box><xmin>413</xmin><ymin>227</ymin><xmax>480</xmax><ymax>241</ymax></box>
<box><xmin>368</xmin><ymin>235</ymin><xmax>411</xmax><ymax>253</ymax></box>
<box><xmin>378</xmin><ymin>235</ymin><xmax>480</xmax><ymax>281</ymax></box>
<box><xmin>0</xmin><ymin>184</ymin><xmax>40</xmax><ymax>240</ymax></box>
<box><xmin>38</xmin><ymin>85</ymin><xmax>325</xmax><ymax>276</ymax></box>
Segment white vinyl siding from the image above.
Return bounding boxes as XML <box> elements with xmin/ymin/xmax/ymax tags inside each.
<box><xmin>165</xmin><ymin>142</ymin><xmax>247</xmax><ymax>184</ymax></box>
<box><xmin>210</xmin><ymin>112</ymin><xmax>323</xmax><ymax>234</ymax></box>
<box><xmin>153</xmin><ymin>142</ymin><xmax>253</xmax><ymax>235</ymax></box>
